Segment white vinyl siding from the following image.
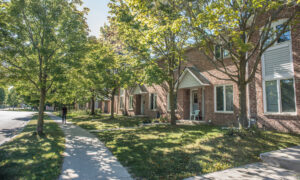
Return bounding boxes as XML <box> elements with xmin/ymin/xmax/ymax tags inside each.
<box><xmin>263</xmin><ymin>44</ymin><xmax>293</xmax><ymax>80</ymax></box>
<box><xmin>178</xmin><ymin>72</ymin><xmax>201</xmax><ymax>89</ymax></box>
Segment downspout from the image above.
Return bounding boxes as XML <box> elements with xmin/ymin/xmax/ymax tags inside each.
<box><xmin>246</xmin><ymin>57</ymin><xmax>251</xmax><ymax>128</ymax></box>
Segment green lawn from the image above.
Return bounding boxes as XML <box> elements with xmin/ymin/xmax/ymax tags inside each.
<box><xmin>68</xmin><ymin>112</ymin><xmax>300</xmax><ymax>180</ymax></box>
<box><xmin>0</xmin><ymin>115</ymin><xmax>65</xmax><ymax>180</ymax></box>
<box><xmin>65</xmin><ymin>110</ymin><xmax>150</xmax><ymax>130</ymax></box>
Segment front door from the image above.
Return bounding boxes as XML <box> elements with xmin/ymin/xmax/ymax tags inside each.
<box><xmin>190</xmin><ymin>90</ymin><xmax>199</xmax><ymax>116</ymax></box>
<box><xmin>104</xmin><ymin>102</ymin><xmax>108</xmax><ymax>113</ymax></box>
<box><xmin>141</xmin><ymin>95</ymin><xmax>145</xmax><ymax>115</ymax></box>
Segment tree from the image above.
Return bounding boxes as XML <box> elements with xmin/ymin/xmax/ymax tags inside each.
<box><xmin>80</xmin><ymin>36</ymin><xmax>106</xmax><ymax>115</ymax></box>
<box><xmin>7</xmin><ymin>88</ymin><xmax>20</xmax><ymax>109</ymax></box>
<box><xmin>186</xmin><ymin>0</ymin><xmax>299</xmax><ymax>128</ymax></box>
<box><xmin>0</xmin><ymin>0</ymin><xmax>88</xmax><ymax>135</ymax></box>
<box><xmin>109</xmin><ymin>0</ymin><xmax>190</xmax><ymax>125</ymax></box>
<box><xmin>0</xmin><ymin>87</ymin><xmax>5</xmax><ymax>107</ymax></box>
<box><xmin>47</xmin><ymin>68</ymin><xmax>89</xmax><ymax>111</ymax></box>
<box><xmin>85</xmin><ymin>34</ymin><xmax>132</xmax><ymax>118</ymax></box>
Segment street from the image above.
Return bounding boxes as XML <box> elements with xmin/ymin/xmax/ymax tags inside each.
<box><xmin>0</xmin><ymin>111</ymin><xmax>35</xmax><ymax>145</ymax></box>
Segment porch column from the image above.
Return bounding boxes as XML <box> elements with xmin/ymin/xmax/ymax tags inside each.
<box><xmin>198</xmin><ymin>88</ymin><xmax>202</xmax><ymax>119</ymax></box>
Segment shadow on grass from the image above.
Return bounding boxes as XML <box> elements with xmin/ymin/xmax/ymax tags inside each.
<box><xmin>94</xmin><ymin>125</ymin><xmax>300</xmax><ymax>180</ymax></box>
<box><xmin>0</xmin><ymin>115</ymin><xmax>65</xmax><ymax>180</ymax></box>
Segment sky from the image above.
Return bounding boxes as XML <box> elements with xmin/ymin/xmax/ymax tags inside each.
<box><xmin>83</xmin><ymin>0</ymin><xmax>111</xmax><ymax>37</ymax></box>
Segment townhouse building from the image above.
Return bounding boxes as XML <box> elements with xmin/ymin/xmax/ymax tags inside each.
<box><xmin>97</xmin><ymin>11</ymin><xmax>300</xmax><ymax>134</ymax></box>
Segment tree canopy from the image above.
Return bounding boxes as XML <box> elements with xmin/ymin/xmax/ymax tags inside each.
<box><xmin>0</xmin><ymin>0</ymin><xmax>88</xmax><ymax>134</ymax></box>
<box><xmin>109</xmin><ymin>0</ymin><xmax>191</xmax><ymax>124</ymax></box>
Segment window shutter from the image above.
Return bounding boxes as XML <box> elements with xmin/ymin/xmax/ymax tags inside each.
<box><xmin>264</xmin><ymin>44</ymin><xmax>293</xmax><ymax>80</ymax></box>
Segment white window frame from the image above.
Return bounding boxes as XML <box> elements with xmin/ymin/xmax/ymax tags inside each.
<box><xmin>214</xmin><ymin>85</ymin><xmax>234</xmax><ymax>113</ymax></box>
<box><xmin>149</xmin><ymin>93</ymin><xmax>157</xmax><ymax>111</ymax></box>
<box><xmin>261</xmin><ymin>19</ymin><xmax>296</xmax><ymax>115</ymax></box>
<box><xmin>129</xmin><ymin>95</ymin><xmax>133</xmax><ymax>110</ymax></box>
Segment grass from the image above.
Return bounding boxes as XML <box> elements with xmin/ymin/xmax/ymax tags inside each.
<box><xmin>95</xmin><ymin>125</ymin><xmax>300</xmax><ymax>179</ymax></box>
<box><xmin>0</xmin><ymin>115</ymin><xmax>65</xmax><ymax>180</ymax></box>
<box><xmin>64</xmin><ymin>110</ymin><xmax>150</xmax><ymax>130</ymax></box>
<box><xmin>67</xmin><ymin>112</ymin><xmax>300</xmax><ymax>179</ymax></box>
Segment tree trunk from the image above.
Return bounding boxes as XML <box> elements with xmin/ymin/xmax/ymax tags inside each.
<box><xmin>110</xmin><ymin>89</ymin><xmax>116</xmax><ymax>119</ymax></box>
<box><xmin>37</xmin><ymin>87</ymin><xmax>46</xmax><ymax>135</ymax></box>
<box><xmin>168</xmin><ymin>82</ymin><xmax>176</xmax><ymax>125</ymax></box>
<box><xmin>91</xmin><ymin>92</ymin><xmax>95</xmax><ymax>115</ymax></box>
<box><xmin>238</xmin><ymin>83</ymin><xmax>248</xmax><ymax>128</ymax></box>
<box><xmin>74</xmin><ymin>98</ymin><xmax>79</xmax><ymax>111</ymax></box>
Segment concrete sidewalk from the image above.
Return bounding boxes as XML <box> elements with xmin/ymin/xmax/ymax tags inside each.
<box><xmin>185</xmin><ymin>162</ymin><xmax>299</xmax><ymax>180</ymax></box>
<box><xmin>47</xmin><ymin>113</ymin><xmax>132</xmax><ymax>180</ymax></box>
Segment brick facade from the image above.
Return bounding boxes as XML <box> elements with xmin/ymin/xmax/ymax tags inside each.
<box><xmin>97</xmin><ymin>11</ymin><xmax>300</xmax><ymax>134</ymax></box>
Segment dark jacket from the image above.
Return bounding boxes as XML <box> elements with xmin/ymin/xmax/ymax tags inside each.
<box><xmin>62</xmin><ymin>107</ymin><xmax>67</xmax><ymax>115</ymax></box>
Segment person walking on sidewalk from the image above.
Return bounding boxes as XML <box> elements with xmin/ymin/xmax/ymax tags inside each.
<box><xmin>62</xmin><ymin>106</ymin><xmax>67</xmax><ymax>124</ymax></box>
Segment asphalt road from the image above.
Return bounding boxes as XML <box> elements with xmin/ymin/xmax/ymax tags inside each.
<box><xmin>0</xmin><ymin>111</ymin><xmax>35</xmax><ymax>145</ymax></box>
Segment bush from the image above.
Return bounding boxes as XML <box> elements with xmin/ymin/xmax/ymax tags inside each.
<box><xmin>225</xmin><ymin>126</ymin><xmax>263</xmax><ymax>137</ymax></box>
<box><xmin>159</xmin><ymin>116</ymin><xmax>169</xmax><ymax>123</ymax></box>
<box><xmin>142</xmin><ymin>118</ymin><xmax>152</xmax><ymax>124</ymax></box>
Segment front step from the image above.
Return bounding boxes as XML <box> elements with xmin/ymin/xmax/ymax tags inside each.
<box><xmin>260</xmin><ymin>146</ymin><xmax>300</xmax><ymax>172</ymax></box>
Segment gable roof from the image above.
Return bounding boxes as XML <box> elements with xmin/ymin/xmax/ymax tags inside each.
<box><xmin>130</xmin><ymin>85</ymin><xmax>148</xmax><ymax>95</ymax></box>
<box><xmin>176</xmin><ymin>66</ymin><xmax>210</xmax><ymax>89</ymax></box>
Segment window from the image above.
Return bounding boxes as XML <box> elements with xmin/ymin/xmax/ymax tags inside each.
<box><xmin>225</xmin><ymin>86</ymin><xmax>233</xmax><ymax>111</ymax></box>
<box><xmin>150</xmin><ymin>93</ymin><xmax>157</xmax><ymax>110</ymax></box>
<box><xmin>263</xmin><ymin>30</ymin><xmax>274</xmax><ymax>48</ymax></box>
<box><xmin>265</xmin><ymin>79</ymin><xmax>296</xmax><ymax>113</ymax></box>
<box><xmin>262</xmin><ymin>20</ymin><xmax>291</xmax><ymax>48</ymax></box>
<box><xmin>129</xmin><ymin>95</ymin><xmax>133</xmax><ymax>110</ymax></box>
<box><xmin>215</xmin><ymin>45</ymin><xmax>222</xmax><ymax>59</ymax></box>
<box><xmin>216</xmin><ymin>86</ymin><xmax>224</xmax><ymax>111</ymax></box>
<box><xmin>215</xmin><ymin>45</ymin><xmax>230</xmax><ymax>59</ymax></box>
<box><xmin>265</xmin><ymin>80</ymin><xmax>278</xmax><ymax>112</ymax></box>
<box><xmin>120</xmin><ymin>88</ymin><xmax>125</xmax><ymax>96</ymax></box>
<box><xmin>167</xmin><ymin>94</ymin><xmax>177</xmax><ymax>111</ymax></box>
<box><xmin>281</xmin><ymin>79</ymin><xmax>296</xmax><ymax>112</ymax></box>
<box><xmin>193</xmin><ymin>93</ymin><xmax>198</xmax><ymax>103</ymax></box>
<box><xmin>215</xmin><ymin>85</ymin><xmax>233</xmax><ymax>112</ymax></box>
<box><xmin>119</xmin><ymin>97</ymin><xmax>124</xmax><ymax>109</ymax></box>
<box><xmin>276</xmin><ymin>24</ymin><xmax>291</xmax><ymax>44</ymax></box>
<box><xmin>223</xmin><ymin>49</ymin><xmax>230</xmax><ymax>58</ymax></box>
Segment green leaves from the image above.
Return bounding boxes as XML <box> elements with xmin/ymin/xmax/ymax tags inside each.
<box><xmin>0</xmin><ymin>0</ymin><xmax>88</xmax><ymax>96</ymax></box>
<box><xmin>110</xmin><ymin>0</ymin><xmax>190</xmax><ymax>85</ymax></box>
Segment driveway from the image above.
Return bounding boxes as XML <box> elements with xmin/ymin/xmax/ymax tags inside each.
<box><xmin>0</xmin><ymin>110</ymin><xmax>35</xmax><ymax>145</ymax></box>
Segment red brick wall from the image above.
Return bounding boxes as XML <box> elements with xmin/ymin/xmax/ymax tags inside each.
<box><xmin>110</xmin><ymin>9</ymin><xmax>300</xmax><ymax>133</ymax></box>
<box><xmin>183</xmin><ymin>49</ymin><xmax>239</xmax><ymax>125</ymax></box>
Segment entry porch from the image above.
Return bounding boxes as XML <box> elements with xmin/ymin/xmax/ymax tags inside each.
<box><xmin>176</xmin><ymin>67</ymin><xmax>210</xmax><ymax>121</ymax></box>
